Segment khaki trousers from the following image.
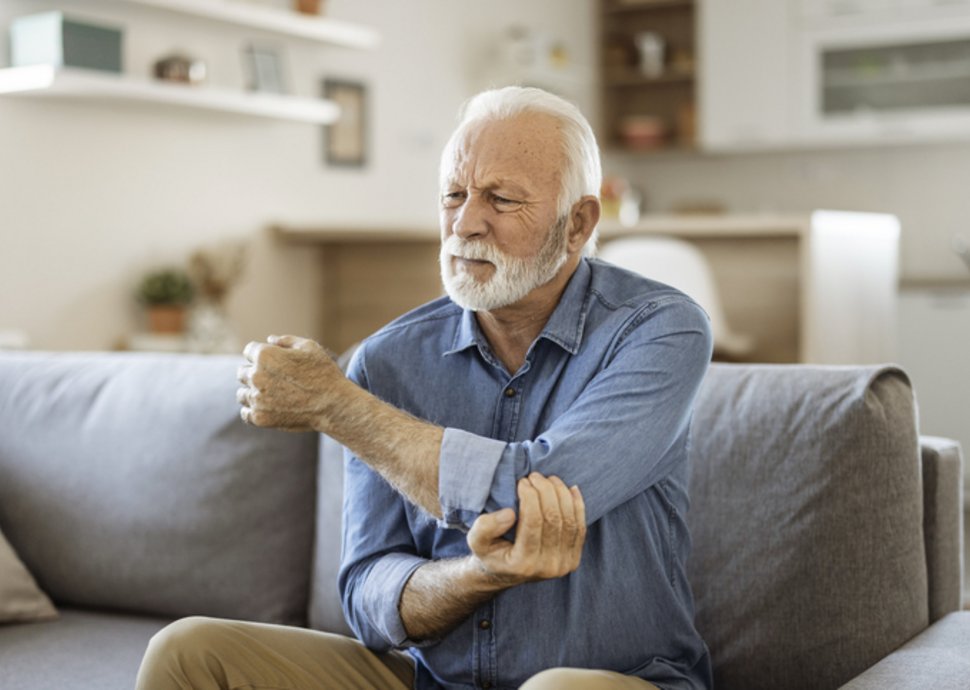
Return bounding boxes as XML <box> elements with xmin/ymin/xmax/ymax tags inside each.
<box><xmin>136</xmin><ymin>616</ymin><xmax>660</xmax><ymax>690</ymax></box>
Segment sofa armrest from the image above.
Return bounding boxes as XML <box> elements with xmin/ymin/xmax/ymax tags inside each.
<box><xmin>921</xmin><ymin>436</ymin><xmax>965</xmax><ymax>621</ymax></box>
<box><xmin>840</xmin><ymin>612</ymin><xmax>970</xmax><ymax>689</ymax></box>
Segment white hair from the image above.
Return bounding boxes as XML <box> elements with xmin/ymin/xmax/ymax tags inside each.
<box><xmin>440</xmin><ymin>86</ymin><xmax>602</xmax><ymax>254</ymax></box>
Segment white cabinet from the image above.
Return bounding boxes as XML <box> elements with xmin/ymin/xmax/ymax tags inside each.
<box><xmin>698</xmin><ymin>0</ymin><xmax>970</xmax><ymax>150</ymax></box>
<box><xmin>698</xmin><ymin>0</ymin><xmax>793</xmax><ymax>150</ymax></box>
<box><xmin>794</xmin><ymin>11</ymin><xmax>970</xmax><ymax>146</ymax></box>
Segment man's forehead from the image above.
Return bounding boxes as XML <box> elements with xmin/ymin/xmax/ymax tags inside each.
<box><xmin>445</xmin><ymin>113</ymin><xmax>563</xmax><ymax>185</ymax></box>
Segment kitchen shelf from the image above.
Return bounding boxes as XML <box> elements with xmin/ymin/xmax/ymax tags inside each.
<box><xmin>119</xmin><ymin>0</ymin><xmax>381</xmax><ymax>49</ymax></box>
<box><xmin>605</xmin><ymin>68</ymin><xmax>694</xmax><ymax>87</ymax></box>
<box><xmin>0</xmin><ymin>65</ymin><xmax>341</xmax><ymax>124</ymax></box>
<box><xmin>599</xmin><ymin>0</ymin><xmax>698</xmax><ymax>151</ymax></box>
<box><xmin>605</xmin><ymin>0</ymin><xmax>694</xmax><ymax>13</ymax></box>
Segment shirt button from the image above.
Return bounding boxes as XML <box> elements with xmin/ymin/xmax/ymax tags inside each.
<box><xmin>479</xmin><ymin>619</ymin><xmax>491</xmax><ymax>630</ymax></box>
<box><xmin>504</xmin><ymin>388</ymin><xmax>516</xmax><ymax>398</ymax></box>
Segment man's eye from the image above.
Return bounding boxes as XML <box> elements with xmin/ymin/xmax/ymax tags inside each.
<box><xmin>442</xmin><ymin>192</ymin><xmax>466</xmax><ymax>207</ymax></box>
<box><xmin>492</xmin><ymin>194</ymin><xmax>520</xmax><ymax>207</ymax></box>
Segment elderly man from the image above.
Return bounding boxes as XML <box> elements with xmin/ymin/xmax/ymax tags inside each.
<box><xmin>136</xmin><ymin>86</ymin><xmax>713</xmax><ymax>690</ymax></box>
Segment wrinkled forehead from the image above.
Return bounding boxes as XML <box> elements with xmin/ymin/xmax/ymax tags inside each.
<box><xmin>440</xmin><ymin>112</ymin><xmax>564</xmax><ymax>189</ymax></box>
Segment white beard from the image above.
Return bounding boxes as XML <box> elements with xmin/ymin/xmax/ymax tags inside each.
<box><xmin>439</xmin><ymin>215</ymin><xmax>570</xmax><ymax>312</ymax></box>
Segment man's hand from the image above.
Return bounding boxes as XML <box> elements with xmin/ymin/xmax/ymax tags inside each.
<box><xmin>398</xmin><ymin>473</ymin><xmax>586</xmax><ymax>641</ymax></box>
<box><xmin>237</xmin><ymin>334</ymin><xmax>346</xmax><ymax>432</ymax></box>
<box><xmin>467</xmin><ymin>473</ymin><xmax>586</xmax><ymax>588</ymax></box>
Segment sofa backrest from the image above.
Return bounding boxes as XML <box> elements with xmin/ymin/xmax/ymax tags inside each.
<box><xmin>688</xmin><ymin>363</ymin><xmax>929</xmax><ymax>690</ymax></box>
<box><xmin>0</xmin><ymin>352</ymin><xmax>318</xmax><ymax>625</ymax></box>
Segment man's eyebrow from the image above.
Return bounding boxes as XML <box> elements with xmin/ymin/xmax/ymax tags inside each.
<box><xmin>485</xmin><ymin>179</ymin><xmax>531</xmax><ymax>196</ymax></box>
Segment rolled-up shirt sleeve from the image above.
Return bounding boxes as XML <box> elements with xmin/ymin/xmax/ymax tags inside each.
<box><xmin>437</xmin><ymin>297</ymin><xmax>713</xmax><ymax>532</ymax></box>
<box><xmin>439</xmin><ymin>429</ymin><xmax>508</xmax><ymax>529</ymax></box>
<box><xmin>339</xmin><ymin>449</ymin><xmax>435</xmax><ymax>651</ymax></box>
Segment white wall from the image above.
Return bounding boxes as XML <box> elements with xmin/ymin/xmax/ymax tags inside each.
<box><xmin>0</xmin><ymin>0</ymin><xmax>596</xmax><ymax>350</ymax></box>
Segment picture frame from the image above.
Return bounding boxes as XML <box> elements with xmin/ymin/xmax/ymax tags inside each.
<box><xmin>322</xmin><ymin>78</ymin><xmax>367</xmax><ymax>167</ymax></box>
<box><xmin>242</xmin><ymin>45</ymin><xmax>286</xmax><ymax>94</ymax></box>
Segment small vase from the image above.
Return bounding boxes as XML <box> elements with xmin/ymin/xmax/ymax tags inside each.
<box><xmin>148</xmin><ymin>305</ymin><xmax>186</xmax><ymax>334</ymax></box>
<box><xmin>187</xmin><ymin>300</ymin><xmax>239</xmax><ymax>354</ymax></box>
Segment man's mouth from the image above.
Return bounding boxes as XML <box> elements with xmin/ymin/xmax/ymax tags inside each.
<box><xmin>454</xmin><ymin>256</ymin><xmax>491</xmax><ymax>267</ymax></box>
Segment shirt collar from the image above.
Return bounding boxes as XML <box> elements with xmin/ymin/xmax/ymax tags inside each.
<box><xmin>444</xmin><ymin>258</ymin><xmax>592</xmax><ymax>358</ymax></box>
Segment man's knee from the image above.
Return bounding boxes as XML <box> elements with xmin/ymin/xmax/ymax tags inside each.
<box><xmin>147</xmin><ymin>616</ymin><xmax>223</xmax><ymax>657</ymax></box>
<box><xmin>520</xmin><ymin>667</ymin><xmax>658</xmax><ymax>690</ymax></box>
<box><xmin>520</xmin><ymin>668</ymin><xmax>582</xmax><ymax>690</ymax></box>
<box><xmin>137</xmin><ymin>617</ymin><xmax>232</xmax><ymax>690</ymax></box>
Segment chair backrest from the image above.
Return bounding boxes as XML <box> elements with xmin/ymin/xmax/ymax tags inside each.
<box><xmin>687</xmin><ymin>363</ymin><xmax>928</xmax><ymax>690</ymax></box>
<box><xmin>598</xmin><ymin>235</ymin><xmax>752</xmax><ymax>358</ymax></box>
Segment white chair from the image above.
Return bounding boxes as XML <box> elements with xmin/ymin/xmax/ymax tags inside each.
<box><xmin>597</xmin><ymin>236</ymin><xmax>754</xmax><ymax>360</ymax></box>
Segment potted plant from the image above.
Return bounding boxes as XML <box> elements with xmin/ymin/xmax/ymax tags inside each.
<box><xmin>137</xmin><ymin>268</ymin><xmax>194</xmax><ymax>334</ymax></box>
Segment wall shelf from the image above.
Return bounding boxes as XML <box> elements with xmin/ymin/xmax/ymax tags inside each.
<box><xmin>0</xmin><ymin>65</ymin><xmax>341</xmax><ymax>124</ymax></box>
<box><xmin>599</xmin><ymin>0</ymin><xmax>698</xmax><ymax>151</ymax></box>
<box><xmin>119</xmin><ymin>0</ymin><xmax>381</xmax><ymax>49</ymax></box>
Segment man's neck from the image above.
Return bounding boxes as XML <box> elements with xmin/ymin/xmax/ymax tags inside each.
<box><xmin>475</xmin><ymin>258</ymin><xmax>580</xmax><ymax>374</ymax></box>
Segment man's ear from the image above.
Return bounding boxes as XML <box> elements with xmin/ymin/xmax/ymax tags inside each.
<box><xmin>567</xmin><ymin>196</ymin><xmax>601</xmax><ymax>253</ymax></box>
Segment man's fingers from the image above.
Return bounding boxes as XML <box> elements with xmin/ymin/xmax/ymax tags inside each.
<box><xmin>467</xmin><ymin>509</ymin><xmax>516</xmax><ymax>555</ymax></box>
<box><xmin>528</xmin><ymin>473</ymin><xmax>563</xmax><ymax>558</ymax></box>
<box><xmin>548</xmin><ymin>475</ymin><xmax>580</xmax><ymax>548</ymax></box>
<box><xmin>242</xmin><ymin>341</ymin><xmax>263</xmax><ymax>363</ymax></box>
<box><xmin>512</xmin><ymin>477</ymin><xmax>543</xmax><ymax>559</ymax></box>
<box><xmin>236</xmin><ymin>364</ymin><xmax>252</xmax><ymax>386</ymax></box>
<box><xmin>236</xmin><ymin>386</ymin><xmax>250</xmax><ymax>406</ymax></box>
<box><xmin>268</xmin><ymin>334</ymin><xmax>321</xmax><ymax>353</ymax></box>
<box><xmin>570</xmin><ymin>485</ymin><xmax>587</xmax><ymax>569</ymax></box>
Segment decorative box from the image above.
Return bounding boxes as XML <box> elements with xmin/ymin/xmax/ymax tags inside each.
<box><xmin>9</xmin><ymin>11</ymin><xmax>123</xmax><ymax>73</ymax></box>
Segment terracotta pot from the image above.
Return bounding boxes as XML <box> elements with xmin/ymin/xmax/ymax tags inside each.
<box><xmin>294</xmin><ymin>0</ymin><xmax>324</xmax><ymax>15</ymax></box>
<box><xmin>148</xmin><ymin>305</ymin><xmax>187</xmax><ymax>334</ymax></box>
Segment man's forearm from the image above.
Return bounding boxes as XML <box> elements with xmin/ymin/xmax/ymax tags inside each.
<box><xmin>399</xmin><ymin>556</ymin><xmax>506</xmax><ymax>642</ymax></box>
<box><xmin>320</xmin><ymin>377</ymin><xmax>444</xmax><ymax>517</ymax></box>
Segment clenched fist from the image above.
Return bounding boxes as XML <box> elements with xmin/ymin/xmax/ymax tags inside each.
<box><xmin>237</xmin><ymin>334</ymin><xmax>347</xmax><ymax>432</ymax></box>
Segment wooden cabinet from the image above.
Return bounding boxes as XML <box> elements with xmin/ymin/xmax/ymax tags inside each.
<box><xmin>599</xmin><ymin>0</ymin><xmax>698</xmax><ymax>152</ymax></box>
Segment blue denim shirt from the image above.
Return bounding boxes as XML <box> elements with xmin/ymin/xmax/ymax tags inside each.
<box><xmin>338</xmin><ymin>258</ymin><xmax>713</xmax><ymax>690</ymax></box>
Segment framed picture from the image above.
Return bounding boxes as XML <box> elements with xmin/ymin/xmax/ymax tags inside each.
<box><xmin>322</xmin><ymin>78</ymin><xmax>367</xmax><ymax>167</ymax></box>
<box><xmin>243</xmin><ymin>45</ymin><xmax>286</xmax><ymax>94</ymax></box>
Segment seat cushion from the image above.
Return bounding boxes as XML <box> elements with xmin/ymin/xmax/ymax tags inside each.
<box><xmin>840</xmin><ymin>611</ymin><xmax>970</xmax><ymax>689</ymax></box>
<box><xmin>688</xmin><ymin>364</ymin><xmax>928</xmax><ymax>690</ymax></box>
<box><xmin>0</xmin><ymin>609</ymin><xmax>171</xmax><ymax>690</ymax></box>
<box><xmin>0</xmin><ymin>352</ymin><xmax>318</xmax><ymax>625</ymax></box>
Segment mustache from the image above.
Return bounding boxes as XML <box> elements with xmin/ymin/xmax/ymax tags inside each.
<box><xmin>440</xmin><ymin>235</ymin><xmax>504</xmax><ymax>264</ymax></box>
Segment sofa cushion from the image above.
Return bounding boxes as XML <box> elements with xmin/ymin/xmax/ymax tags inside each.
<box><xmin>0</xmin><ymin>609</ymin><xmax>170</xmax><ymax>690</ymax></box>
<box><xmin>308</xmin><ymin>344</ymin><xmax>358</xmax><ymax>636</ymax></box>
<box><xmin>308</xmin><ymin>434</ymin><xmax>353</xmax><ymax>636</ymax></box>
<box><xmin>0</xmin><ymin>352</ymin><xmax>318</xmax><ymax>625</ymax></box>
<box><xmin>688</xmin><ymin>364</ymin><xmax>928</xmax><ymax>690</ymax></box>
<box><xmin>840</xmin><ymin>611</ymin><xmax>970</xmax><ymax>689</ymax></box>
<box><xmin>0</xmin><ymin>526</ymin><xmax>57</xmax><ymax>623</ymax></box>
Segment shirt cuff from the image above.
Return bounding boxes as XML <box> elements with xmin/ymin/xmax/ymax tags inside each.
<box><xmin>439</xmin><ymin>427</ymin><xmax>508</xmax><ymax>530</ymax></box>
<box><xmin>358</xmin><ymin>552</ymin><xmax>427</xmax><ymax>649</ymax></box>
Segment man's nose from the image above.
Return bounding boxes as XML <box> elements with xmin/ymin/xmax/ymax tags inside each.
<box><xmin>452</xmin><ymin>196</ymin><xmax>489</xmax><ymax>240</ymax></box>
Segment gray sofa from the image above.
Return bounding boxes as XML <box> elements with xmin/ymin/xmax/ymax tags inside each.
<box><xmin>0</xmin><ymin>351</ymin><xmax>966</xmax><ymax>690</ymax></box>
